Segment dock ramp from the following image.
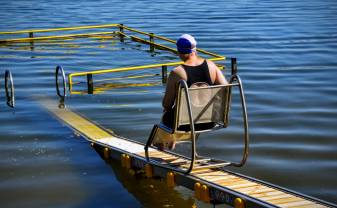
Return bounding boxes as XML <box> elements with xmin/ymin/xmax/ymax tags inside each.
<box><xmin>39</xmin><ymin>98</ymin><xmax>334</xmax><ymax>208</ymax></box>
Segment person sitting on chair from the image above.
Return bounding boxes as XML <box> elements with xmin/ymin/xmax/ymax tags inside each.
<box><xmin>158</xmin><ymin>34</ymin><xmax>228</xmax><ymax>149</ymax></box>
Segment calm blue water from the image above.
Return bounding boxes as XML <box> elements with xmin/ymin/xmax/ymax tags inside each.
<box><xmin>0</xmin><ymin>0</ymin><xmax>337</xmax><ymax>207</ymax></box>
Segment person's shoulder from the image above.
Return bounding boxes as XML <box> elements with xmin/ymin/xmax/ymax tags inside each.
<box><xmin>206</xmin><ymin>59</ymin><xmax>217</xmax><ymax>68</ymax></box>
<box><xmin>168</xmin><ymin>65</ymin><xmax>186</xmax><ymax>81</ymax></box>
<box><xmin>173</xmin><ymin>65</ymin><xmax>184</xmax><ymax>72</ymax></box>
<box><xmin>172</xmin><ymin>65</ymin><xmax>185</xmax><ymax>76</ymax></box>
<box><xmin>206</xmin><ymin>59</ymin><xmax>220</xmax><ymax>75</ymax></box>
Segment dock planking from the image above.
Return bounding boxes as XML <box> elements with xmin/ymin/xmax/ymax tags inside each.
<box><xmin>39</xmin><ymin>97</ymin><xmax>334</xmax><ymax>208</ymax></box>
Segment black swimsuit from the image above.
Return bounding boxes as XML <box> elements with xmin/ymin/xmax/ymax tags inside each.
<box><xmin>182</xmin><ymin>60</ymin><xmax>213</xmax><ymax>87</ymax></box>
<box><xmin>162</xmin><ymin>60</ymin><xmax>213</xmax><ymax>128</ymax></box>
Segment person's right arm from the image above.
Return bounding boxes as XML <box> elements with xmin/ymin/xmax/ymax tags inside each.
<box><xmin>162</xmin><ymin>69</ymin><xmax>182</xmax><ymax>111</ymax></box>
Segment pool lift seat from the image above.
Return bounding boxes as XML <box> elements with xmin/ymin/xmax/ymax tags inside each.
<box><xmin>144</xmin><ymin>74</ymin><xmax>249</xmax><ymax>174</ymax></box>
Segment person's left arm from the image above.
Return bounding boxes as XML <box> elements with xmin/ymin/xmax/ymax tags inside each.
<box><xmin>207</xmin><ymin>60</ymin><xmax>228</xmax><ymax>85</ymax></box>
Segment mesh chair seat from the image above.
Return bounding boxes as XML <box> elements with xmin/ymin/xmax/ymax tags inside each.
<box><xmin>145</xmin><ymin>75</ymin><xmax>249</xmax><ymax>174</ymax></box>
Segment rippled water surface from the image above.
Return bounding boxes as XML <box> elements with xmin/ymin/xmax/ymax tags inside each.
<box><xmin>0</xmin><ymin>0</ymin><xmax>337</xmax><ymax>207</ymax></box>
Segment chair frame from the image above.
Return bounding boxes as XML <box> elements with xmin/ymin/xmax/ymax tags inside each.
<box><xmin>145</xmin><ymin>74</ymin><xmax>249</xmax><ymax>174</ymax></box>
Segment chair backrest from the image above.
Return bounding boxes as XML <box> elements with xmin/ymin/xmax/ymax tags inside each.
<box><xmin>174</xmin><ymin>80</ymin><xmax>231</xmax><ymax>132</ymax></box>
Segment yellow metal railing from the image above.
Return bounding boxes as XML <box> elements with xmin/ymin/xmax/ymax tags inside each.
<box><xmin>0</xmin><ymin>31</ymin><xmax>117</xmax><ymax>43</ymax></box>
<box><xmin>0</xmin><ymin>24</ymin><xmax>119</xmax><ymax>44</ymax></box>
<box><xmin>68</xmin><ymin>58</ymin><xmax>224</xmax><ymax>93</ymax></box>
<box><xmin>1</xmin><ymin>24</ymin><xmax>226</xmax><ymax>94</ymax></box>
<box><xmin>121</xmin><ymin>25</ymin><xmax>223</xmax><ymax>58</ymax></box>
<box><xmin>0</xmin><ymin>24</ymin><xmax>119</xmax><ymax>35</ymax></box>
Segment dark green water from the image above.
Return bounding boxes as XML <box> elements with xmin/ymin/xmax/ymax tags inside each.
<box><xmin>0</xmin><ymin>0</ymin><xmax>336</xmax><ymax>207</ymax></box>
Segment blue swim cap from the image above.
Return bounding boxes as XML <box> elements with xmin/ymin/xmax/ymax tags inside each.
<box><xmin>176</xmin><ymin>34</ymin><xmax>197</xmax><ymax>54</ymax></box>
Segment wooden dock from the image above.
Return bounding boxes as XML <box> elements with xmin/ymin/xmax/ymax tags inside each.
<box><xmin>40</xmin><ymin>98</ymin><xmax>334</xmax><ymax>208</ymax></box>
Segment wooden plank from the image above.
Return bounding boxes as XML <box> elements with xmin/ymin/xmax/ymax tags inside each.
<box><xmin>217</xmin><ymin>177</ymin><xmax>251</xmax><ymax>186</ymax></box>
<box><xmin>190</xmin><ymin>168</ymin><xmax>213</xmax><ymax>174</ymax></box>
<box><xmin>206</xmin><ymin>175</ymin><xmax>240</xmax><ymax>183</ymax></box>
<box><xmin>169</xmin><ymin>158</ymin><xmax>189</xmax><ymax>163</ymax></box>
<box><xmin>225</xmin><ymin>179</ymin><xmax>258</xmax><ymax>188</ymax></box>
<box><xmin>239</xmin><ymin>186</ymin><xmax>275</xmax><ymax>195</ymax></box>
<box><xmin>142</xmin><ymin>151</ymin><xmax>168</xmax><ymax>157</ymax></box>
<box><xmin>159</xmin><ymin>155</ymin><xmax>179</xmax><ymax>161</ymax></box>
<box><xmin>279</xmin><ymin>199</ymin><xmax>318</xmax><ymax>207</ymax></box>
<box><xmin>259</xmin><ymin>194</ymin><xmax>295</xmax><ymax>202</ymax></box>
<box><xmin>201</xmin><ymin>175</ymin><xmax>238</xmax><ymax>183</ymax></box>
<box><xmin>287</xmin><ymin>203</ymin><xmax>326</xmax><ymax>208</ymax></box>
<box><xmin>197</xmin><ymin>172</ymin><xmax>231</xmax><ymax>180</ymax></box>
<box><xmin>267</xmin><ymin>196</ymin><xmax>307</xmax><ymax>205</ymax></box>
<box><xmin>233</xmin><ymin>184</ymin><xmax>263</xmax><ymax>192</ymax></box>
<box><xmin>242</xmin><ymin>185</ymin><xmax>275</xmax><ymax>194</ymax></box>
<box><xmin>137</xmin><ymin>151</ymin><xmax>160</xmax><ymax>157</ymax></box>
<box><xmin>195</xmin><ymin>170</ymin><xmax>228</xmax><ymax>177</ymax></box>
<box><xmin>215</xmin><ymin>178</ymin><xmax>245</xmax><ymax>185</ymax></box>
<box><xmin>251</xmin><ymin>190</ymin><xmax>289</xmax><ymax>198</ymax></box>
<box><xmin>156</xmin><ymin>154</ymin><xmax>180</xmax><ymax>161</ymax></box>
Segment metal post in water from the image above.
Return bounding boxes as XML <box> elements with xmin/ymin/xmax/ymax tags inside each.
<box><xmin>87</xmin><ymin>74</ymin><xmax>94</xmax><ymax>94</ymax></box>
<box><xmin>162</xmin><ymin>65</ymin><xmax>167</xmax><ymax>83</ymax></box>
<box><xmin>119</xmin><ymin>24</ymin><xmax>124</xmax><ymax>42</ymax></box>
<box><xmin>29</xmin><ymin>32</ymin><xmax>34</xmax><ymax>50</ymax></box>
<box><xmin>5</xmin><ymin>70</ymin><xmax>15</xmax><ymax>108</ymax></box>
<box><xmin>149</xmin><ymin>33</ymin><xmax>154</xmax><ymax>52</ymax></box>
<box><xmin>231</xmin><ymin>57</ymin><xmax>237</xmax><ymax>75</ymax></box>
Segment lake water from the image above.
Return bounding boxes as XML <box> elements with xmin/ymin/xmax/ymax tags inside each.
<box><xmin>0</xmin><ymin>0</ymin><xmax>336</xmax><ymax>207</ymax></box>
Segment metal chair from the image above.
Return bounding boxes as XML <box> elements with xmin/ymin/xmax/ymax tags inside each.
<box><xmin>144</xmin><ymin>74</ymin><xmax>249</xmax><ymax>174</ymax></box>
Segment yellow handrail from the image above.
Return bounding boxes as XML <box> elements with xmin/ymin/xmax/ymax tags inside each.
<box><xmin>68</xmin><ymin>57</ymin><xmax>225</xmax><ymax>92</ymax></box>
<box><xmin>121</xmin><ymin>25</ymin><xmax>223</xmax><ymax>58</ymax></box>
<box><xmin>0</xmin><ymin>23</ymin><xmax>226</xmax><ymax>94</ymax></box>
<box><xmin>122</xmin><ymin>25</ymin><xmax>176</xmax><ymax>44</ymax></box>
<box><xmin>0</xmin><ymin>24</ymin><xmax>120</xmax><ymax>35</ymax></box>
<box><xmin>128</xmin><ymin>34</ymin><xmax>177</xmax><ymax>53</ymax></box>
<box><xmin>0</xmin><ymin>31</ymin><xmax>117</xmax><ymax>43</ymax></box>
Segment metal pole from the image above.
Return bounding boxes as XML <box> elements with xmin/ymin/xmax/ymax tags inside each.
<box><xmin>5</xmin><ymin>70</ymin><xmax>15</xmax><ymax>108</ymax></box>
<box><xmin>162</xmin><ymin>65</ymin><xmax>167</xmax><ymax>83</ymax></box>
<box><xmin>149</xmin><ymin>33</ymin><xmax>154</xmax><ymax>52</ymax></box>
<box><xmin>119</xmin><ymin>24</ymin><xmax>124</xmax><ymax>42</ymax></box>
<box><xmin>55</xmin><ymin>65</ymin><xmax>67</xmax><ymax>98</ymax></box>
<box><xmin>231</xmin><ymin>57</ymin><xmax>237</xmax><ymax>75</ymax></box>
<box><xmin>229</xmin><ymin>75</ymin><xmax>249</xmax><ymax>167</ymax></box>
<box><xmin>87</xmin><ymin>74</ymin><xmax>94</xmax><ymax>94</ymax></box>
<box><xmin>29</xmin><ymin>32</ymin><xmax>34</xmax><ymax>50</ymax></box>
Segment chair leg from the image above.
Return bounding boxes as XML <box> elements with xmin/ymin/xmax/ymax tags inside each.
<box><xmin>144</xmin><ymin>125</ymin><xmax>158</xmax><ymax>162</ymax></box>
<box><xmin>194</xmin><ymin>133</ymin><xmax>201</xmax><ymax>157</ymax></box>
<box><xmin>186</xmin><ymin>131</ymin><xmax>196</xmax><ymax>174</ymax></box>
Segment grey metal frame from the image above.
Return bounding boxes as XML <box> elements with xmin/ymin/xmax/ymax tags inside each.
<box><xmin>55</xmin><ymin>65</ymin><xmax>67</xmax><ymax>98</ymax></box>
<box><xmin>145</xmin><ymin>74</ymin><xmax>249</xmax><ymax>174</ymax></box>
<box><xmin>5</xmin><ymin>70</ymin><xmax>15</xmax><ymax>108</ymax></box>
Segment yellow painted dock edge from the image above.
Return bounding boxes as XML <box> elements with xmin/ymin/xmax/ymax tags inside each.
<box><xmin>38</xmin><ymin>97</ymin><xmax>334</xmax><ymax>208</ymax></box>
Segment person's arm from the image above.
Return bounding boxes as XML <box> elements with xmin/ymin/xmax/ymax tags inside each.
<box><xmin>162</xmin><ymin>69</ymin><xmax>182</xmax><ymax>111</ymax></box>
<box><xmin>207</xmin><ymin>60</ymin><xmax>228</xmax><ymax>85</ymax></box>
<box><xmin>215</xmin><ymin>66</ymin><xmax>228</xmax><ymax>85</ymax></box>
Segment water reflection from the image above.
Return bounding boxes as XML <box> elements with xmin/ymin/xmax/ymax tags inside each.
<box><xmin>93</xmin><ymin>146</ymin><xmax>200</xmax><ymax>208</ymax></box>
<box><xmin>1</xmin><ymin>0</ymin><xmax>337</xmax><ymax>206</ymax></box>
